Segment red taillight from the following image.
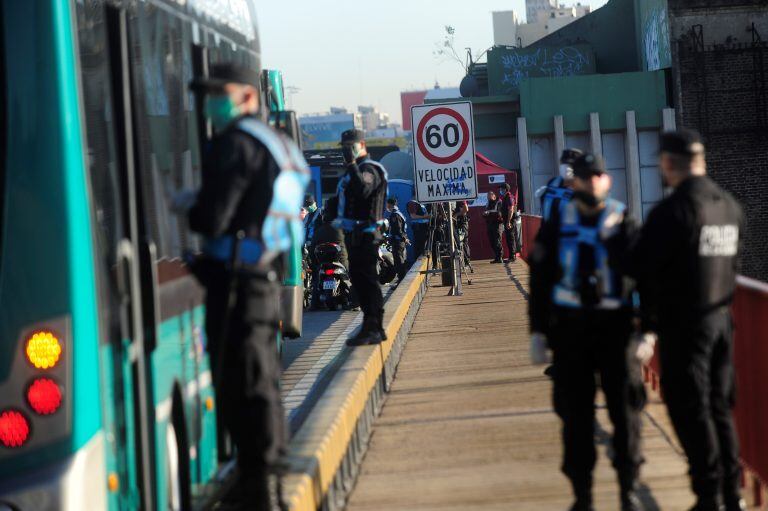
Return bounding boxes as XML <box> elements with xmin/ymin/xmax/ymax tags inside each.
<box><xmin>324</xmin><ymin>269</ymin><xmax>336</xmax><ymax>275</ymax></box>
<box><xmin>0</xmin><ymin>410</ymin><xmax>30</xmax><ymax>448</ymax></box>
<box><xmin>27</xmin><ymin>378</ymin><xmax>63</xmax><ymax>416</ymax></box>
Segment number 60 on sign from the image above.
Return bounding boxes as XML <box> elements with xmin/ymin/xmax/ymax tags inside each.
<box><xmin>411</xmin><ymin>101</ymin><xmax>477</xmax><ymax>203</ymax></box>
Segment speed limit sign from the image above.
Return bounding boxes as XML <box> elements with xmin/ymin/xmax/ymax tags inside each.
<box><xmin>411</xmin><ymin>101</ymin><xmax>477</xmax><ymax>203</ymax></box>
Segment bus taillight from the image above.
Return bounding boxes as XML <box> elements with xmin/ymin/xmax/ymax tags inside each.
<box><xmin>26</xmin><ymin>378</ymin><xmax>62</xmax><ymax>415</ymax></box>
<box><xmin>25</xmin><ymin>331</ymin><xmax>62</xmax><ymax>370</ymax></box>
<box><xmin>0</xmin><ymin>410</ymin><xmax>30</xmax><ymax>448</ymax></box>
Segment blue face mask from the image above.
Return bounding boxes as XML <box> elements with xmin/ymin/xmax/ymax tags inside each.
<box><xmin>203</xmin><ymin>94</ymin><xmax>241</xmax><ymax>131</ymax></box>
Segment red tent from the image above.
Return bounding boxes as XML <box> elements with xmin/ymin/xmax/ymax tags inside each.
<box><xmin>467</xmin><ymin>154</ymin><xmax>519</xmax><ymax>261</ymax></box>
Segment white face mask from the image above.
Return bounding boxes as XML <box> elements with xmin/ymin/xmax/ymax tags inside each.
<box><xmin>559</xmin><ymin>164</ymin><xmax>573</xmax><ymax>179</ymax></box>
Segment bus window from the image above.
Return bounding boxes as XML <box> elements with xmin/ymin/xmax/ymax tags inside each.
<box><xmin>128</xmin><ymin>5</ymin><xmax>201</xmax><ymax>264</ymax></box>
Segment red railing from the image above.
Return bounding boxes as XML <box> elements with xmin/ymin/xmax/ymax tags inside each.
<box><xmin>520</xmin><ymin>214</ymin><xmax>541</xmax><ymax>263</ymax></box>
<box><xmin>521</xmin><ymin>215</ymin><xmax>768</xmax><ymax>506</ymax></box>
<box><xmin>732</xmin><ymin>276</ymin><xmax>768</xmax><ymax>505</ymax></box>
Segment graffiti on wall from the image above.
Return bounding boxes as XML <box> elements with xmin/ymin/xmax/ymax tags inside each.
<box><xmin>489</xmin><ymin>45</ymin><xmax>595</xmax><ymax>95</ymax></box>
<box><xmin>641</xmin><ymin>4</ymin><xmax>671</xmax><ymax>71</ymax></box>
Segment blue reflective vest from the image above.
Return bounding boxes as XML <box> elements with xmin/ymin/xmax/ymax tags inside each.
<box><xmin>552</xmin><ymin>198</ymin><xmax>629</xmax><ymax>310</ymax></box>
<box><xmin>203</xmin><ymin>118</ymin><xmax>310</xmax><ymax>266</ymax></box>
<box><xmin>335</xmin><ymin>159</ymin><xmax>388</xmax><ymax>233</ymax></box>
<box><xmin>540</xmin><ymin>176</ymin><xmax>574</xmax><ymax>222</ymax></box>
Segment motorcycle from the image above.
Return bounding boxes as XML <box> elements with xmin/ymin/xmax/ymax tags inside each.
<box><xmin>314</xmin><ymin>242</ymin><xmax>353</xmax><ymax>310</ymax></box>
<box><xmin>302</xmin><ymin>243</ymin><xmax>314</xmax><ymax>309</ymax></box>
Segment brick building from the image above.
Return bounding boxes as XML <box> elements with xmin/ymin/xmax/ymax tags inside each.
<box><xmin>669</xmin><ymin>0</ymin><xmax>768</xmax><ymax>280</ymax></box>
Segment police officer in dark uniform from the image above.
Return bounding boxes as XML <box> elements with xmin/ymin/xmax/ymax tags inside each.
<box><xmin>386</xmin><ymin>197</ymin><xmax>410</xmax><ymax>282</ymax></box>
<box><xmin>303</xmin><ymin>193</ymin><xmax>321</xmax><ymax>246</ymax></box>
<box><xmin>630</xmin><ymin>130</ymin><xmax>745</xmax><ymax>511</ymax></box>
<box><xmin>335</xmin><ymin>129</ymin><xmax>389</xmax><ymax>346</ymax></box>
<box><xmin>498</xmin><ymin>182</ymin><xmax>520</xmax><ymax>262</ymax></box>
<box><xmin>539</xmin><ymin>148</ymin><xmax>582</xmax><ymax>222</ymax></box>
<box><xmin>187</xmin><ymin>63</ymin><xmax>307</xmax><ymax>510</ymax></box>
<box><xmin>483</xmin><ymin>191</ymin><xmax>504</xmax><ymax>263</ymax></box>
<box><xmin>529</xmin><ymin>153</ymin><xmax>649</xmax><ymax>511</ymax></box>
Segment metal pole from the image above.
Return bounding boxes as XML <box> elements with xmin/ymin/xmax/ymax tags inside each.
<box><xmin>447</xmin><ymin>201</ymin><xmax>462</xmax><ymax>296</ymax></box>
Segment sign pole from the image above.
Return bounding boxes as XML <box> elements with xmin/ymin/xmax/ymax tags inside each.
<box><xmin>447</xmin><ymin>202</ymin><xmax>462</xmax><ymax>296</ymax></box>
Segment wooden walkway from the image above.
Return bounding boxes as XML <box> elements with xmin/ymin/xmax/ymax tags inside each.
<box><xmin>346</xmin><ymin>260</ymin><xmax>715</xmax><ymax>511</ymax></box>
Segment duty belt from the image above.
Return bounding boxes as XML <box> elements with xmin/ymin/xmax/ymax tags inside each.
<box><xmin>334</xmin><ymin>217</ymin><xmax>384</xmax><ymax>233</ymax></box>
<box><xmin>204</xmin><ymin>236</ymin><xmax>263</xmax><ymax>265</ymax></box>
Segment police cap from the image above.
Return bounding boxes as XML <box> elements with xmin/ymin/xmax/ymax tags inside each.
<box><xmin>189</xmin><ymin>63</ymin><xmax>261</xmax><ymax>92</ymax></box>
<box><xmin>339</xmin><ymin>129</ymin><xmax>365</xmax><ymax>145</ymax></box>
<box><xmin>572</xmin><ymin>153</ymin><xmax>607</xmax><ymax>178</ymax></box>
<box><xmin>659</xmin><ymin>129</ymin><xmax>705</xmax><ymax>156</ymax></box>
<box><xmin>560</xmin><ymin>148</ymin><xmax>583</xmax><ymax>165</ymax></box>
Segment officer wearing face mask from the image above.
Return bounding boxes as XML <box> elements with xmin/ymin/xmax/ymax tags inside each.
<box><xmin>334</xmin><ymin>129</ymin><xmax>388</xmax><ymax>346</ymax></box>
<box><xmin>529</xmin><ymin>153</ymin><xmax>649</xmax><ymax>511</ymax></box>
<box><xmin>186</xmin><ymin>63</ymin><xmax>309</xmax><ymax>511</ymax></box>
<box><xmin>538</xmin><ymin>148</ymin><xmax>582</xmax><ymax>222</ymax></box>
<box><xmin>630</xmin><ymin>130</ymin><xmax>745</xmax><ymax>511</ymax></box>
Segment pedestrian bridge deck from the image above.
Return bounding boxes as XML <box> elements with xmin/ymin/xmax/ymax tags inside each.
<box><xmin>278</xmin><ymin>259</ymin><xmax>762</xmax><ymax>511</ymax></box>
<box><xmin>344</xmin><ymin>260</ymin><xmax>700</xmax><ymax>511</ymax></box>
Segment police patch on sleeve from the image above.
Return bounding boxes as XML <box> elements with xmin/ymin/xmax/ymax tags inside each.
<box><xmin>362</xmin><ymin>171</ymin><xmax>374</xmax><ymax>184</ymax></box>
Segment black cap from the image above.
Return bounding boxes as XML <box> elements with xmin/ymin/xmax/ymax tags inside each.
<box><xmin>189</xmin><ymin>63</ymin><xmax>260</xmax><ymax>92</ymax></box>
<box><xmin>339</xmin><ymin>129</ymin><xmax>365</xmax><ymax>145</ymax></box>
<box><xmin>386</xmin><ymin>197</ymin><xmax>398</xmax><ymax>205</ymax></box>
<box><xmin>659</xmin><ymin>129</ymin><xmax>705</xmax><ymax>156</ymax></box>
<box><xmin>303</xmin><ymin>193</ymin><xmax>316</xmax><ymax>208</ymax></box>
<box><xmin>560</xmin><ymin>148</ymin><xmax>583</xmax><ymax>165</ymax></box>
<box><xmin>572</xmin><ymin>153</ymin><xmax>607</xmax><ymax>178</ymax></box>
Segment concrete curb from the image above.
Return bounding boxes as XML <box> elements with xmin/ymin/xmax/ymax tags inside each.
<box><xmin>282</xmin><ymin>257</ymin><xmax>430</xmax><ymax>511</ymax></box>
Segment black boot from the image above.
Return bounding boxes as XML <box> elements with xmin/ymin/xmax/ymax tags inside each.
<box><xmin>619</xmin><ymin>475</ymin><xmax>643</xmax><ymax>511</ymax></box>
<box><xmin>723</xmin><ymin>491</ymin><xmax>747</xmax><ymax>511</ymax></box>
<box><xmin>346</xmin><ymin>317</ymin><xmax>383</xmax><ymax>346</ymax></box>
<box><xmin>568</xmin><ymin>498</ymin><xmax>594</xmax><ymax>511</ymax></box>
<box><xmin>569</xmin><ymin>482</ymin><xmax>594</xmax><ymax>511</ymax></box>
<box><xmin>689</xmin><ymin>495</ymin><xmax>724</xmax><ymax>511</ymax></box>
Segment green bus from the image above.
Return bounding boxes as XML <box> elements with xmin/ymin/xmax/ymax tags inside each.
<box><xmin>0</xmin><ymin>1</ymin><xmax>302</xmax><ymax>510</ymax></box>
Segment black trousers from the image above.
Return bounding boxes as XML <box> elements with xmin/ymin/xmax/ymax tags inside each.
<box><xmin>412</xmin><ymin>222</ymin><xmax>429</xmax><ymax>257</ymax></box>
<box><xmin>659</xmin><ymin>309</ymin><xmax>741</xmax><ymax>501</ymax></box>
<box><xmin>550</xmin><ymin>310</ymin><xmax>645</xmax><ymax>493</ymax></box>
<box><xmin>503</xmin><ymin>223</ymin><xmax>520</xmax><ymax>259</ymax></box>
<box><xmin>204</xmin><ymin>266</ymin><xmax>287</xmax><ymax>488</ymax></box>
<box><xmin>392</xmin><ymin>240</ymin><xmax>408</xmax><ymax>281</ymax></box>
<box><xmin>346</xmin><ymin>232</ymin><xmax>384</xmax><ymax>328</ymax></box>
<box><xmin>486</xmin><ymin>223</ymin><xmax>502</xmax><ymax>260</ymax></box>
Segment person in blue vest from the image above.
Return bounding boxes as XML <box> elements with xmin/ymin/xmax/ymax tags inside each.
<box><xmin>335</xmin><ymin>129</ymin><xmax>389</xmax><ymax>346</ymax></box>
<box><xmin>303</xmin><ymin>193</ymin><xmax>321</xmax><ymax>247</ymax></box>
<box><xmin>386</xmin><ymin>197</ymin><xmax>410</xmax><ymax>282</ymax></box>
<box><xmin>187</xmin><ymin>62</ymin><xmax>308</xmax><ymax>511</ymax></box>
<box><xmin>528</xmin><ymin>153</ymin><xmax>652</xmax><ymax>511</ymax></box>
<box><xmin>538</xmin><ymin>148</ymin><xmax>582</xmax><ymax>222</ymax></box>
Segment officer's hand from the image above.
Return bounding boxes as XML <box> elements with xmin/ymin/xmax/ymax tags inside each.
<box><xmin>530</xmin><ymin>332</ymin><xmax>552</xmax><ymax>366</ymax></box>
<box><xmin>631</xmin><ymin>332</ymin><xmax>657</xmax><ymax>364</ymax></box>
<box><xmin>171</xmin><ymin>189</ymin><xmax>198</xmax><ymax>215</ymax></box>
<box><xmin>342</xmin><ymin>144</ymin><xmax>356</xmax><ymax>165</ymax></box>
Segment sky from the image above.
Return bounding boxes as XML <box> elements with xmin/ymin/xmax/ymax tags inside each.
<box><xmin>258</xmin><ymin>1</ymin><xmax>608</xmax><ymax>125</ymax></box>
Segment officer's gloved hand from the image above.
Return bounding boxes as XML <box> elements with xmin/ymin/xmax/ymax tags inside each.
<box><xmin>631</xmin><ymin>332</ymin><xmax>657</xmax><ymax>364</ymax></box>
<box><xmin>171</xmin><ymin>189</ymin><xmax>198</xmax><ymax>215</ymax></box>
<box><xmin>342</xmin><ymin>144</ymin><xmax>357</xmax><ymax>165</ymax></box>
<box><xmin>530</xmin><ymin>332</ymin><xmax>551</xmax><ymax>365</ymax></box>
